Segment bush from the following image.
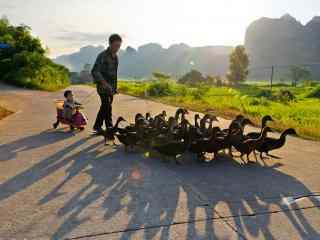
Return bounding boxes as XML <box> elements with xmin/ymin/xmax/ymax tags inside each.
<box><xmin>249</xmin><ymin>97</ymin><xmax>270</xmax><ymax>106</ymax></box>
<box><xmin>147</xmin><ymin>80</ymin><xmax>175</xmax><ymax>96</ymax></box>
<box><xmin>178</xmin><ymin>69</ymin><xmax>205</xmax><ymax>86</ymax></box>
<box><xmin>255</xmin><ymin>89</ymin><xmax>273</xmax><ymax>99</ymax></box>
<box><xmin>307</xmin><ymin>86</ymin><xmax>320</xmax><ymax>98</ymax></box>
<box><xmin>191</xmin><ymin>84</ymin><xmax>210</xmax><ymax>100</ymax></box>
<box><xmin>276</xmin><ymin>90</ymin><xmax>295</xmax><ymax>103</ymax></box>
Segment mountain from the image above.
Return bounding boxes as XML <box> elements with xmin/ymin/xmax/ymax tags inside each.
<box><xmin>54</xmin><ymin>14</ymin><xmax>320</xmax><ymax>80</ymax></box>
<box><xmin>245</xmin><ymin>14</ymin><xmax>320</xmax><ymax>79</ymax></box>
<box><xmin>53</xmin><ymin>43</ymin><xmax>233</xmax><ymax>78</ymax></box>
<box><xmin>53</xmin><ymin>45</ymin><xmax>105</xmax><ymax>72</ymax></box>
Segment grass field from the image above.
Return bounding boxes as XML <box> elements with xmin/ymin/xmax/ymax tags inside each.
<box><xmin>117</xmin><ymin>80</ymin><xmax>320</xmax><ymax>140</ymax></box>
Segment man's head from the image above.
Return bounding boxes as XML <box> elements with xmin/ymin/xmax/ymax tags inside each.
<box><xmin>108</xmin><ymin>34</ymin><xmax>122</xmax><ymax>54</ymax></box>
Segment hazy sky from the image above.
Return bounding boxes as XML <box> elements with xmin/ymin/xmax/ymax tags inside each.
<box><xmin>1</xmin><ymin>0</ymin><xmax>320</xmax><ymax>57</ymax></box>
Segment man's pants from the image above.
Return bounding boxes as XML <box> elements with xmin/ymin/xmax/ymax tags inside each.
<box><xmin>94</xmin><ymin>93</ymin><xmax>113</xmax><ymax>130</ymax></box>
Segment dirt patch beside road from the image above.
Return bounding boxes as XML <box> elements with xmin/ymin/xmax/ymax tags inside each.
<box><xmin>0</xmin><ymin>106</ymin><xmax>13</xmax><ymax>120</ymax></box>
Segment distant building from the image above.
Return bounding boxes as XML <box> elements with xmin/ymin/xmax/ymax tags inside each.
<box><xmin>79</xmin><ymin>64</ymin><xmax>93</xmax><ymax>83</ymax></box>
<box><xmin>70</xmin><ymin>64</ymin><xmax>93</xmax><ymax>84</ymax></box>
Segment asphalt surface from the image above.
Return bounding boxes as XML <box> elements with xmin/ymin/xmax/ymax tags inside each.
<box><xmin>0</xmin><ymin>84</ymin><xmax>319</xmax><ymax>240</ymax></box>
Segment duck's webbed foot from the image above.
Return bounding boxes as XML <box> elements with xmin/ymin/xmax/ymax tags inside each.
<box><xmin>246</xmin><ymin>154</ymin><xmax>255</xmax><ymax>164</ymax></box>
<box><xmin>112</xmin><ymin>140</ymin><xmax>119</xmax><ymax>146</ymax></box>
<box><xmin>239</xmin><ymin>154</ymin><xmax>247</xmax><ymax>165</ymax></box>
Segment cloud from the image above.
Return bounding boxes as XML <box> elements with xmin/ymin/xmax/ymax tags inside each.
<box><xmin>0</xmin><ymin>3</ymin><xmax>17</xmax><ymax>10</ymax></box>
<box><xmin>55</xmin><ymin>30</ymin><xmax>126</xmax><ymax>45</ymax></box>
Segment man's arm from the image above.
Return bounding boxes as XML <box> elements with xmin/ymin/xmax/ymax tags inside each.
<box><xmin>91</xmin><ymin>53</ymin><xmax>103</xmax><ymax>82</ymax></box>
<box><xmin>91</xmin><ymin>53</ymin><xmax>113</xmax><ymax>94</ymax></box>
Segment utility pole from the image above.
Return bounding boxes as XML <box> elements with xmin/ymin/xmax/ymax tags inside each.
<box><xmin>270</xmin><ymin>65</ymin><xmax>274</xmax><ymax>90</ymax></box>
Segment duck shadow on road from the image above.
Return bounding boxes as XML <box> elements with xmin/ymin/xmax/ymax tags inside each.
<box><xmin>0</xmin><ymin>134</ymin><xmax>319</xmax><ymax>240</ymax></box>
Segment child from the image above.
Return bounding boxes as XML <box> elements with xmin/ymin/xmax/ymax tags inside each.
<box><xmin>53</xmin><ymin>90</ymin><xmax>87</xmax><ymax>130</ymax></box>
<box><xmin>63</xmin><ymin>90</ymin><xmax>81</xmax><ymax>121</ymax></box>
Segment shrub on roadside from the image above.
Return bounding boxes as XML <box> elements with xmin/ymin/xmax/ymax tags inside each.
<box><xmin>255</xmin><ymin>89</ymin><xmax>273</xmax><ymax>99</ymax></box>
<box><xmin>306</xmin><ymin>86</ymin><xmax>320</xmax><ymax>98</ymax></box>
<box><xmin>147</xmin><ymin>80</ymin><xmax>175</xmax><ymax>96</ymax></box>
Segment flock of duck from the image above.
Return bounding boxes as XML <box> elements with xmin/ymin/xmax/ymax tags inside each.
<box><xmin>102</xmin><ymin>108</ymin><xmax>297</xmax><ymax>165</ymax></box>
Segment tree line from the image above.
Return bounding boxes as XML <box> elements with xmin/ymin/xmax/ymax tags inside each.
<box><xmin>171</xmin><ymin>46</ymin><xmax>312</xmax><ymax>87</ymax></box>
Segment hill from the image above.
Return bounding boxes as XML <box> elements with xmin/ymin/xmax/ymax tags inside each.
<box><xmin>53</xmin><ymin>43</ymin><xmax>233</xmax><ymax>78</ymax></box>
<box><xmin>245</xmin><ymin>14</ymin><xmax>320</xmax><ymax>79</ymax></box>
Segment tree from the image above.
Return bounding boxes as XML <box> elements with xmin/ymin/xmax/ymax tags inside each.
<box><xmin>205</xmin><ymin>75</ymin><xmax>223</xmax><ymax>87</ymax></box>
<box><xmin>178</xmin><ymin>69</ymin><xmax>205</xmax><ymax>86</ymax></box>
<box><xmin>289</xmin><ymin>65</ymin><xmax>311</xmax><ymax>87</ymax></box>
<box><xmin>227</xmin><ymin>46</ymin><xmax>249</xmax><ymax>85</ymax></box>
<box><xmin>152</xmin><ymin>72</ymin><xmax>170</xmax><ymax>80</ymax></box>
<box><xmin>0</xmin><ymin>18</ymin><xmax>69</xmax><ymax>90</ymax></box>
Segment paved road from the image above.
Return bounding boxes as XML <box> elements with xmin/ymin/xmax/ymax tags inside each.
<box><xmin>0</xmin><ymin>84</ymin><xmax>319</xmax><ymax>240</ymax></box>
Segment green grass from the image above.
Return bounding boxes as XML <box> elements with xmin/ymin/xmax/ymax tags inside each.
<box><xmin>118</xmin><ymin>80</ymin><xmax>320</xmax><ymax>140</ymax></box>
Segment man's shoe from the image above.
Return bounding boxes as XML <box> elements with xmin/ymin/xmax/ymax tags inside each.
<box><xmin>93</xmin><ymin>127</ymin><xmax>103</xmax><ymax>135</ymax></box>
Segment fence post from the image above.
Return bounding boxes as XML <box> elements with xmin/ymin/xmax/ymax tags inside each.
<box><xmin>270</xmin><ymin>65</ymin><xmax>274</xmax><ymax>90</ymax></box>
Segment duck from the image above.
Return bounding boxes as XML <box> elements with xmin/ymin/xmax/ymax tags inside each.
<box><xmin>194</xmin><ymin>114</ymin><xmax>201</xmax><ymax>128</ymax></box>
<box><xmin>190</xmin><ymin>127</ymin><xmax>222</xmax><ymax>161</ymax></box>
<box><xmin>114</xmin><ymin>118</ymin><xmax>146</xmax><ymax>151</ymax></box>
<box><xmin>245</xmin><ymin>115</ymin><xmax>273</xmax><ymax>139</ymax></box>
<box><xmin>256</xmin><ymin>128</ymin><xmax>297</xmax><ymax>159</ymax></box>
<box><xmin>221</xmin><ymin>115</ymin><xmax>246</xmax><ymax>135</ymax></box>
<box><xmin>155</xmin><ymin>110</ymin><xmax>167</xmax><ymax>122</ymax></box>
<box><xmin>175</xmin><ymin>108</ymin><xmax>189</xmax><ymax>125</ymax></box>
<box><xmin>101</xmin><ymin>116</ymin><xmax>126</xmax><ymax>145</ymax></box>
<box><xmin>152</xmin><ymin>120</ymin><xmax>191</xmax><ymax>164</ymax></box>
<box><xmin>226</xmin><ymin>118</ymin><xmax>254</xmax><ymax>157</ymax></box>
<box><xmin>231</xmin><ymin>127</ymin><xmax>273</xmax><ymax>164</ymax></box>
<box><xmin>200</xmin><ymin>113</ymin><xmax>218</xmax><ymax>130</ymax></box>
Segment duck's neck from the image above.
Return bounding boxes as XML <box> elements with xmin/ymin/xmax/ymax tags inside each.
<box><xmin>195</xmin><ymin>116</ymin><xmax>200</xmax><ymax>128</ymax></box>
<box><xmin>113</xmin><ymin>118</ymin><xmax>123</xmax><ymax>130</ymax></box>
<box><xmin>279</xmin><ymin>131</ymin><xmax>289</xmax><ymax>143</ymax></box>
<box><xmin>200</xmin><ymin>117</ymin><xmax>207</xmax><ymax>130</ymax></box>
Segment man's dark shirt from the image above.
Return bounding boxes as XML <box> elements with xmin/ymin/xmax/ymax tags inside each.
<box><xmin>91</xmin><ymin>47</ymin><xmax>118</xmax><ymax>95</ymax></box>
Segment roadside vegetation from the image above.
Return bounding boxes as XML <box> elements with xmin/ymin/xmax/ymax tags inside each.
<box><xmin>0</xmin><ymin>17</ymin><xmax>70</xmax><ymax>91</ymax></box>
<box><xmin>118</xmin><ymin>79</ymin><xmax>320</xmax><ymax>140</ymax></box>
<box><xmin>118</xmin><ymin>46</ymin><xmax>320</xmax><ymax>140</ymax></box>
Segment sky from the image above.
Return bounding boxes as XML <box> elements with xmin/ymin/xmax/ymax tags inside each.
<box><xmin>1</xmin><ymin>0</ymin><xmax>320</xmax><ymax>57</ymax></box>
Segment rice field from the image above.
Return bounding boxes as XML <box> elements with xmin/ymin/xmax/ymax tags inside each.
<box><xmin>118</xmin><ymin>80</ymin><xmax>320</xmax><ymax>140</ymax></box>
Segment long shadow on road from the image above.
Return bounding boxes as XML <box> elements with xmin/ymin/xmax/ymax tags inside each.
<box><xmin>0</xmin><ymin>132</ymin><xmax>319</xmax><ymax>239</ymax></box>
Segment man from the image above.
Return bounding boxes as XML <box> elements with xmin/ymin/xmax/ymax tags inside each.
<box><xmin>91</xmin><ymin>34</ymin><xmax>122</xmax><ymax>133</ymax></box>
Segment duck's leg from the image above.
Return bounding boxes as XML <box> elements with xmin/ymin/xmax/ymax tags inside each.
<box><xmin>240</xmin><ymin>153</ymin><xmax>246</xmax><ymax>165</ymax></box>
<box><xmin>247</xmin><ymin>153</ymin><xmax>255</xmax><ymax>164</ymax></box>
<box><xmin>228</xmin><ymin>147</ymin><xmax>234</xmax><ymax>157</ymax></box>
<box><xmin>260</xmin><ymin>151</ymin><xmax>264</xmax><ymax>160</ymax></box>
<box><xmin>253</xmin><ymin>151</ymin><xmax>259</xmax><ymax>163</ymax></box>
<box><xmin>212</xmin><ymin>152</ymin><xmax>219</xmax><ymax>162</ymax></box>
